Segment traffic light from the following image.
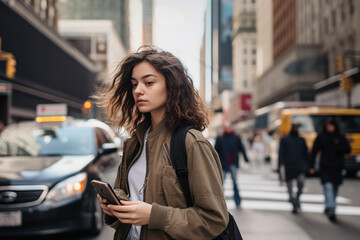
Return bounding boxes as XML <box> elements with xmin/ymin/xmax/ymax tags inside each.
<box><xmin>82</xmin><ymin>100</ymin><xmax>93</xmax><ymax>116</ymax></box>
<box><xmin>340</xmin><ymin>75</ymin><xmax>353</xmax><ymax>92</ymax></box>
<box><xmin>6</xmin><ymin>57</ymin><xmax>16</xmax><ymax>79</ymax></box>
<box><xmin>336</xmin><ymin>53</ymin><xmax>345</xmax><ymax>74</ymax></box>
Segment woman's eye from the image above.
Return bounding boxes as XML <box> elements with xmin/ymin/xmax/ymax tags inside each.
<box><xmin>132</xmin><ymin>83</ymin><xmax>137</xmax><ymax>87</ymax></box>
<box><xmin>146</xmin><ymin>82</ymin><xmax>153</xmax><ymax>86</ymax></box>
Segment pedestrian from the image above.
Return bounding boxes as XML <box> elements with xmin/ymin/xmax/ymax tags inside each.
<box><xmin>94</xmin><ymin>46</ymin><xmax>228</xmax><ymax>239</ymax></box>
<box><xmin>278</xmin><ymin>122</ymin><xmax>308</xmax><ymax>214</ymax></box>
<box><xmin>309</xmin><ymin>118</ymin><xmax>351</xmax><ymax>222</ymax></box>
<box><xmin>251</xmin><ymin>134</ymin><xmax>266</xmax><ymax>173</ymax></box>
<box><xmin>215</xmin><ymin>121</ymin><xmax>249</xmax><ymax>207</ymax></box>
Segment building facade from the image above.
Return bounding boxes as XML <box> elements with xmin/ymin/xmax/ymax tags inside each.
<box><xmin>58</xmin><ymin>20</ymin><xmax>127</xmax><ymax>82</ymax></box>
<box><xmin>315</xmin><ymin>0</ymin><xmax>360</xmax><ymax>108</ymax></box>
<box><xmin>232</xmin><ymin>0</ymin><xmax>256</xmax><ymax>119</ymax></box>
<box><xmin>142</xmin><ymin>0</ymin><xmax>153</xmax><ymax>45</ymax></box>
<box><xmin>256</xmin><ymin>0</ymin><xmax>325</xmax><ymax>108</ymax></box>
<box><xmin>59</xmin><ymin>0</ymin><xmax>130</xmax><ymax>51</ymax></box>
<box><xmin>0</xmin><ymin>0</ymin><xmax>98</xmax><ymax>124</ymax></box>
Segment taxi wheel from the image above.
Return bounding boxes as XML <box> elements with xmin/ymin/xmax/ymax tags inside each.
<box><xmin>89</xmin><ymin>194</ymin><xmax>104</xmax><ymax>235</ymax></box>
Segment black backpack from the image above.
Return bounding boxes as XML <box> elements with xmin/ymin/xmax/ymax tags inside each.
<box><xmin>170</xmin><ymin>125</ymin><xmax>243</xmax><ymax>240</ymax></box>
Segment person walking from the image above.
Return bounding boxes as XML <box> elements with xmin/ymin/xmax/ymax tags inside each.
<box><xmin>309</xmin><ymin>118</ymin><xmax>351</xmax><ymax>222</ymax></box>
<box><xmin>215</xmin><ymin>122</ymin><xmax>249</xmax><ymax>207</ymax></box>
<box><xmin>251</xmin><ymin>134</ymin><xmax>266</xmax><ymax>173</ymax></box>
<box><xmin>278</xmin><ymin>122</ymin><xmax>308</xmax><ymax>214</ymax></box>
<box><xmin>94</xmin><ymin>46</ymin><xmax>228</xmax><ymax>239</ymax></box>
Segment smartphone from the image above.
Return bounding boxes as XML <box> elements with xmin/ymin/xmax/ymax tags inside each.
<box><xmin>90</xmin><ymin>180</ymin><xmax>122</xmax><ymax>205</ymax></box>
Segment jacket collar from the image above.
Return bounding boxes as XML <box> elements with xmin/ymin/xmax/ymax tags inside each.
<box><xmin>135</xmin><ymin>117</ymin><xmax>168</xmax><ymax>142</ymax></box>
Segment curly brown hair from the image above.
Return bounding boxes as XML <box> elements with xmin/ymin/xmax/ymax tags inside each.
<box><xmin>95</xmin><ymin>46</ymin><xmax>209</xmax><ymax>134</ymax></box>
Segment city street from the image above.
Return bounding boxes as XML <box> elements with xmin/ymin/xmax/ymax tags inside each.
<box><xmin>7</xmin><ymin>162</ymin><xmax>359</xmax><ymax>240</ymax></box>
<box><xmin>232</xmin><ymin>166</ymin><xmax>360</xmax><ymax>240</ymax></box>
<box><xmin>2</xmin><ymin>0</ymin><xmax>360</xmax><ymax>239</ymax></box>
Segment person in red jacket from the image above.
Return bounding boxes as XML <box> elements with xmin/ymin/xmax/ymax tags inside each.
<box><xmin>215</xmin><ymin>122</ymin><xmax>249</xmax><ymax>207</ymax></box>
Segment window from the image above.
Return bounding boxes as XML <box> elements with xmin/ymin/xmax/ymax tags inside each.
<box><xmin>252</xmin><ymin>59</ymin><xmax>256</xmax><ymax>65</ymax></box>
<box><xmin>243</xmin><ymin>60</ymin><xmax>247</xmax><ymax>65</ymax></box>
<box><xmin>252</xmin><ymin>49</ymin><xmax>256</xmax><ymax>54</ymax></box>
<box><xmin>341</xmin><ymin>2</ymin><xmax>346</xmax><ymax>21</ymax></box>
<box><xmin>331</xmin><ymin>10</ymin><xmax>336</xmax><ymax>29</ymax></box>
<box><xmin>243</xmin><ymin>49</ymin><xmax>247</xmax><ymax>54</ymax></box>
<box><xmin>323</xmin><ymin>18</ymin><xmax>328</xmax><ymax>34</ymax></box>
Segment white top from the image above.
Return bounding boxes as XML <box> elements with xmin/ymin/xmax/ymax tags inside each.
<box><xmin>127</xmin><ymin>128</ymin><xmax>149</xmax><ymax>239</ymax></box>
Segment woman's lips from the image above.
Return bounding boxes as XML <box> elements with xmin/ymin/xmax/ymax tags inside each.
<box><xmin>137</xmin><ymin>99</ymin><xmax>147</xmax><ymax>105</ymax></box>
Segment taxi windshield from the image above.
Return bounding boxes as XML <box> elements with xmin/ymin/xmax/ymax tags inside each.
<box><xmin>0</xmin><ymin>123</ymin><xmax>96</xmax><ymax>157</ymax></box>
<box><xmin>291</xmin><ymin>115</ymin><xmax>360</xmax><ymax>133</ymax></box>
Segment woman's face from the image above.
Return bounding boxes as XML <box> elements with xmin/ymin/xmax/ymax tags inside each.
<box><xmin>131</xmin><ymin>61</ymin><xmax>168</xmax><ymax>120</ymax></box>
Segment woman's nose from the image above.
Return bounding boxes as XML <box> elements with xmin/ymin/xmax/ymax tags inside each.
<box><xmin>134</xmin><ymin>84</ymin><xmax>144</xmax><ymax>95</ymax></box>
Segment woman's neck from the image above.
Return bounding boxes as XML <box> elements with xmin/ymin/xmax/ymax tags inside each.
<box><xmin>150</xmin><ymin>110</ymin><xmax>165</xmax><ymax>131</ymax></box>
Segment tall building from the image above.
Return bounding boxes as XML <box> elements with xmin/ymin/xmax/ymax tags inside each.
<box><xmin>232</xmin><ymin>0</ymin><xmax>256</xmax><ymax>119</ymax></box>
<box><xmin>272</xmin><ymin>0</ymin><xmax>297</xmax><ymax>61</ymax></box>
<box><xmin>314</xmin><ymin>0</ymin><xmax>360</xmax><ymax>108</ymax></box>
<box><xmin>58</xmin><ymin>20</ymin><xmax>127</xmax><ymax>82</ymax></box>
<box><xmin>59</xmin><ymin>0</ymin><xmax>130</xmax><ymax>51</ymax></box>
<box><xmin>208</xmin><ymin>0</ymin><xmax>234</xmax><ymax>99</ymax></box>
<box><xmin>0</xmin><ymin>0</ymin><xmax>98</xmax><ymax>124</ymax></box>
<box><xmin>142</xmin><ymin>0</ymin><xmax>153</xmax><ymax>45</ymax></box>
<box><xmin>255</xmin><ymin>0</ymin><xmax>325</xmax><ymax>108</ymax></box>
<box><xmin>256</xmin><ymin>0</ymin><xmax>273</xmax><ymax>77</ymax></box>
<box><xmin>219</xmin><ymin>0</ymin><xmax>234</xmax><ymax>93</ymax></box>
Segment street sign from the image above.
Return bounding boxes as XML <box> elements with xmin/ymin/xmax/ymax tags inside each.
<box><xmin>36</xmin><ymin>104</ymin><xmax>68</xmax><ymax>116</ymax></box>
<box><xmin>0</xmin><ymin>83</ymin><xmax>12</xmax><ymax>95</ymax></box>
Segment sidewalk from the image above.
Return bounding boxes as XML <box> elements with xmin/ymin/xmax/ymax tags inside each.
<box><xmin>231</xmin><ymin>208</ymin><xmax>312</xmax><ymax>240</ymax></box>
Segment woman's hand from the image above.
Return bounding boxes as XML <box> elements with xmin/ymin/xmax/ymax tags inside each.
<box><xmin>97</xmin><ymin>194</ymin><xmax>114</xmax><ymax>217</ymax></box>
<box><xmin>108</xmin><ymin>201</ymin><xmax>152</xmax><ymax>226</ymax></box>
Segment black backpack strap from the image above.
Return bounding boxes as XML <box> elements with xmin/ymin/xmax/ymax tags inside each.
<box><xmin>170</xmin><ymin>125</ymin><xmax>194</xmax><ymax>207</ymax></box>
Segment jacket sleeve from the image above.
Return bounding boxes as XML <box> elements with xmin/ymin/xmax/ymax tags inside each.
<box><xmin>214</xmin><ymin>136</ymin><xmax>221</xmax><ymax>157</ymax></box>
<box><xmin>337</xmin><ymin>135</ymin><xmax>351</xmax><ymax>155</ymax></box>
<box><xmin>278</xmin><ymin>137</ymin><xmax>284</xmax><ymax>169</ymax></box>
<box><xmin>148</xmin><ymin>134</ymin><xmax>228</xmax><ymax>239</ymax></box>
<box><xmin>310</xmin><ymin>135</ymin><xmax>320</xmax><ymax>169</ymax></box>
<box><xmin>238</xmin><ymin>136</ymin><xmax>249</xmax><ymax>163</ymax></box>
<box><xmin>302</xmin><ymin>138</ymin><xmax>309</xmax><ymax>164</ymax></box>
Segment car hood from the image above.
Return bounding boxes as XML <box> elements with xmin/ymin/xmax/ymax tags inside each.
<box><xmin>0</xmin><ymin>155</ymin><xmax>95</xmax><ymax>185</ymax></box>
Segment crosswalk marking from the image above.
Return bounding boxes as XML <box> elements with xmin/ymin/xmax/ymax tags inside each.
<box><xmin>224</xmin><ymin>189</ymin><xmax>352</xmax><ymax>204</ymax></box>
<box><xmin>223</xmin><ymin>171</ymin><xmax>360</xmax><ymax>216</ymax></box>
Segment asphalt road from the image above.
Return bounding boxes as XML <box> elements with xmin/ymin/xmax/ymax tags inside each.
<box><xmin>6</xmin><ymin>163</ymin><xmax>360</xmax><ymax>240</ymax></box>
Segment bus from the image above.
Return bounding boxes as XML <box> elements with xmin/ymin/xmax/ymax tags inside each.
<box><xmin>255</xmin><ymin>102</ymin><xmax>360</xmax><ymax>176</ymax></box>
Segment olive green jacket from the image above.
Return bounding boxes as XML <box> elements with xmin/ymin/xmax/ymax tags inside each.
<box><xmin>105</xmin><ymin>119</ymin><xmax>228</xmax><ymax>240</ymax></box>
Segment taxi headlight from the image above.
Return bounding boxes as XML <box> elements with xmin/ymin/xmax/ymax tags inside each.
<box><xmin>46</xmin><ymin>172</ymin><xmax>87</xmax><ymax>202</ymax></box>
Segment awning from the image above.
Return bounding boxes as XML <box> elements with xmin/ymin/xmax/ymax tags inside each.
<box><xmin>314</xmin><ymin>67</ymin><xmax>359</xmax><ymax>92</ymax></box>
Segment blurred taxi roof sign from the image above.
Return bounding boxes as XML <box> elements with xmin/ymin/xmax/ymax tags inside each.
<box><xmin>36</xmin><ymin>104</ymin><xmax>68</xmax><ymax>116</ymax></box>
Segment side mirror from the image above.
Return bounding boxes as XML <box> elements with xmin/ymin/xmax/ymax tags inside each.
<box><xmin>100</xmin><ymin>143</ymin><xmax>118</xmax><ymax>155</ymax></box>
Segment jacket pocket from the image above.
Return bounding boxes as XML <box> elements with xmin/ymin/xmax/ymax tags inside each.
<box><xmin>161</xmin><ymin>165</ymin><xmax>187</xmax><ymax>208</ymax></box>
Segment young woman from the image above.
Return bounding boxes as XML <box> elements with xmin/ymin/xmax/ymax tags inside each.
<box><xmin>96</xmin><ymin>47</ymin><xmax>228</xmax><ymax>239</ymax></box>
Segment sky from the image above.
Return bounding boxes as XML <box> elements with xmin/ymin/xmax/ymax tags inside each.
<box><xmin>154</xmin><ymin>0</ymin><xmax>208</xmax><ymax>90</ymax></box>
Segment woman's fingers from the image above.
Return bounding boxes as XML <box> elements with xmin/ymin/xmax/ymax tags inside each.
<box><xmin>108</xmin><ymin>201</ymin><xmax>152</xmax><ymax>226</ymax></box>
<box><xmin>97</xmin><ymin>196</ymin><xmax>115</xmax><ymax>216</ymax></box>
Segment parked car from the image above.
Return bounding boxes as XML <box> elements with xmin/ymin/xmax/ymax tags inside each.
<box><xmin>0</xmin><ymin>117</ymin><xmax>121</xmax><ymax>237</ymax></box>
